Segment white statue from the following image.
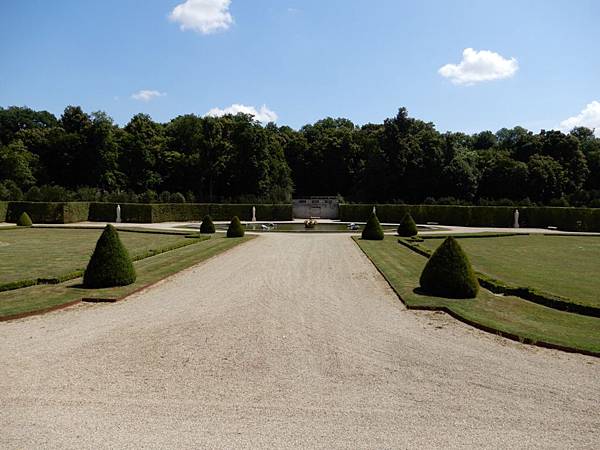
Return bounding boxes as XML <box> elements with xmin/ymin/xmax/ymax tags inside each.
<box><xmin>514</xmin><ymin>209</ymin><xmax>519</xmax><ymax>229</ymax></box>
<box><xmin>116</xmin><ymin>204</ymin><xmax>122</xmax><ymax>223</ymax></box>
<box><xmin>372</xmin><ymin>205</ymin><xmax>376</xmax><ymax>215</ymax></box>
<box><xmin>252</xmin><ymin>206</ymin><xmax>256</xmax><ymax>222</ymax></box>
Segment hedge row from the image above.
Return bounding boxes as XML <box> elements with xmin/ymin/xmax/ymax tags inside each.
<box><xmin>0</xmin><ymin>202</ymin><xmax>7</xmax><ymax>222</ymax></box>
<box><xmin>2</xmin><ymin>202</ymin><xmax>292</xmax><ymax>224</ymax></box>
<box><xmin>6</xmin><ymin>202</ymin><xmax>90</xmax><ymax>224</ymax></box>
<box><xmin>89</xmin><ymin>203</ymin><xmax>292</xmax><ymax>223</ymax></box>
<box><xmin>340</xmin><ymin>204</ymin><xmax>600</xmax><ymax>232</ymax></box>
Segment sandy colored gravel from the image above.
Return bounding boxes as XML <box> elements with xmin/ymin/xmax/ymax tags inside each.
<box><xmin>1</xmin><ymin>233</ymin><xmax>598</xmax><ymax>449</ymax></box>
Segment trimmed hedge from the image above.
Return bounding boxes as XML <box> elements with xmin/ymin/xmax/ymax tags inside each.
<box><xmin>3</xmin><ymin>202</ymin><xmax>292</xmax><ymax>224</ymax></box>
<box><xmin>0</xmin><ymin>202</ymin><xmax>7</xmax><ymax>222</ymax></box>
<box><xmin>63</xmin><ymin>202</ymin><xmax>91</xmax><ymax>223</ymax></box>
<box><xmin>17</xmin><ymin>212</ymin><xmax>33</xmax><ymax>227</ymax></box>
<box><xmin>340</xmin><ymin>204</ymin><xmax>600</xmax><ymax>231</ymax></box>
<box><xmin>200</xmin><ymin>215</ymin><xmax>215</xmax><ymax>234</ymax></box>
<box><xmin>419</xmin><ymin>236</ymin><xmax>479</xmax><ymax>299</ymax></box>
<box><xmin>397</xmin><ymin>213</ymin><xmax>418</xmax><ymax>237</ymax></box>
<box><xmin>361</xmin><ymin>213</ymin><xmax>384</xmax><ymax>240</ymax></box>
<box><xmin>89</xmin><ymin>203</ymin><xmax>292</xmax><ymax>223</ymax></box>
<box><xmin>7</xmin><ymin>202</ymin><xmax>90</xmax><ymax>224</ymax></box>
<box><xmin>83</xmin><ymin>225</ymin><xmax>136</xmax><ymax>288</ymax></box>
<box><xmin>227</xmin><ymin>216</ymin><xmax>245</xmax><ymax>238</ymax></box>
<box><xmin>89</xmin><ymin>202</ymin><xmax>153</xmax><ymax>223</ymax></box>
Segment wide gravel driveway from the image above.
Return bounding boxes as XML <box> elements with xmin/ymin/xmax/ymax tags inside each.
<box><xmin>1</xmin><ymin>233</ymin><xmax>598</xmax><ymax>448</ymax></box>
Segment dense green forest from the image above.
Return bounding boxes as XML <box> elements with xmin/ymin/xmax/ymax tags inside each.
<box><xmin>1</xmin><ymin>105</ymin><xmax>599</xmax><ymax>206</ymax></box>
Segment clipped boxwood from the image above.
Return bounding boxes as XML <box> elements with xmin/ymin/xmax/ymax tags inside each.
<box><xmin>83</xmin><ymin>224</ymin><xmax>136</xmax><ymax>288</ymax></box>
<box><xmin>17</xmin><ymin>212</ymin><xmax>33</xmax><ymax>227</ymax></box>
<box><xmin>340</xmin><ymin>204</ymin><xmax>600</xmax><ymax>231</ymax></box>
<box><xmin>227</xmin><ymin>216</ymin><xmax>245</xmax><ymax>238</ymax></box>
<box><xmin>361</xmin><ymin>212</ymin><xmax>384</xmax><ymax>240</ymax></box>
<box><xmin>200</xmin><ymin>215</ymin><xmax>216</xmax><ymax>234</ymax></box>
<box><xmin>419</xmin><ymin>236</ymin><xmax>479</xmax><ymax>299</ymax></box>
<box><xmin>397</xmin><ymin>213</ymin><xmax>418</xmax><ymax>237</ymax></box>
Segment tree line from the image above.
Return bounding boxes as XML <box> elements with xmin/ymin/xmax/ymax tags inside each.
<box><xmin>1</xmin><ymin>105</ymin><xmax>599</xmax><ymax>206</ymax></box>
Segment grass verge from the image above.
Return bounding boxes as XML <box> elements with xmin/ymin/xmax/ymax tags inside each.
<box><xmin>0</xmin><ymin>235</ymin><xmax>254</xmax><ymax>320</ymax></box>
<box><xmin>0</xmin><ymin>228</ymin><xmax>201</xmax><ymax>292</ymax></box>
<box><xmin>419</xmin><ymin>234</ymin><xmax>600</xmax><ymax>310</ymax></box>
<box><xmin>354</xmin><ymin>236</ymin><xmax>600</xmax><ymax>356</ymax></box>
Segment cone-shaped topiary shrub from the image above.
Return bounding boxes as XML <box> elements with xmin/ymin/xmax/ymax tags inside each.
<box><xmin>17</xmin><ymin>212</ymin><xmax>33</xmax><ymax>227</ymax></box>
<box><xmin>419</xmin><ymin>236</ymin><xmax>479</xmax><ymax>299</ymax></box>
<box><xmin>397</xmin><ymin>213</ymin><xmax>418</xmax><ymax>237</ymax></box>
<box><xmin>200</xmin><ymin>215</ymin><xmax>215</xmax><ymax>234</ymax></box>
<box><xmin>83</xmin><ymin>224</ymin><xmax>136</xmax><ymax>288</ymax></box>
<box><xmin>227</xmin><ymin>216</ymin><xmax>245</xmax><ymax>238</ymax></box>
<box><xmin>361</xmin><ymin>212</ymin><xmax>384</xmax><ymax>240</ymax></box>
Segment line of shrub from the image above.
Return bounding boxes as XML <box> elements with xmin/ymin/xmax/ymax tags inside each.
<box><xmin>90</xmin><ymin>203</ymin><xmax>293</xmax><ymax>223</ymax></box>
<box><xmin>397</xmin><ymin>238</ymin><xmax>600</xmax><ymax>317</ymax></box>
<box><xmin>340</xmin><ymin>204</ymin><xmax>600</xmax><ymax>231</ymax></box>
<box><xmin>2</xmin><ymin>202</ymin><xmax>292</xmax><ymax>224</ymax></box>
<box><xmin>6</xmin><ymin>202</ymin><xmax>90</xmax><ymax>224</ymax></box>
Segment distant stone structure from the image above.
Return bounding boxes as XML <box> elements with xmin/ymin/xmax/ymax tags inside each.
<box><xmin>293</xmin><ymin>196</ymin><xmax>339</xmax><ymax>219</ymax></box>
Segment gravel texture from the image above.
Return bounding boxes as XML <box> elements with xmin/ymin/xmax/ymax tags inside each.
<box><xmin>1</xmin><ymin>233</ymin><xmax>598</xmax><ymax>449</ymax></box>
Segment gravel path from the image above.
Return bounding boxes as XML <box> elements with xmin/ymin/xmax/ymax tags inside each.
<box><xmin>1</xmin><ymin>234</ymin><xmax>598</xmax><ymax>449</ymax></box>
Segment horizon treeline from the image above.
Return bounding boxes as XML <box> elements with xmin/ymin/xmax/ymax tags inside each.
<box><xmin>0</xmin><ymin>105</ymin><xmax>599</xmax><ymax>207</ymax></box>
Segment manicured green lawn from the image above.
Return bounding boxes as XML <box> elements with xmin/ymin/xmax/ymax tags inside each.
<box><xmin>421</xmin><ymin>235</ymin><xmax>600</xmax><ymax>308</ymax></box>
<box><xmin>0</xmin><ymin>228</ymin><xmax>187</xmax><ymax>284</ymax></box>
<box><xmin>355</xmin><ymin>236</ymin><xmax>600</xmax><ymax>355</ymax></box>
<box><xmin>0</xmin><ymin>235</ymin><xmax>253</xmax><ymax>318</ymax></box>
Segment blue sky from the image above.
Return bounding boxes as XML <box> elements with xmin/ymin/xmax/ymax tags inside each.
<box><xmin>1</xmin><ymin>0</ymin><xmax>599</xmax><ymax>134</ymax></box>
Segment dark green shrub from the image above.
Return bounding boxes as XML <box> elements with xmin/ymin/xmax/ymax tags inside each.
<box><xmin>171</xmin><ymin>192</ymin><xmax>186</xmax><ymax>203</ymax></box>
<box><xmin>7</xmin><ymin>201</ymin><xmax>89</xmax><ymax>224</ymax></box>
<box><xmin>89</xmin><ymin>203</ymin><xmax>153</xmax><ymax>223</ymax></box>
<box><xmin>17</xmin><ymin>212</ymin><xmax>32</xmax><ymax>227</ymax></box>
<box><xmin>24</xmin><ymin>186</ymin><xmax>42</xmax><ymax>202</ymax></box>
<box><xmin>83</xmin><ymin>225</ymin><xmax>136</xmax><ymax>288</ymax></box>
<box><xmin>63</xmin><ymin>202</ymin><xmax>90</xmax><ymax>223</ymax></box>
<box><xmin>397</xmin><ymin>213</ymin><xmax>418</xmax><ymax>237</ymax></box>
<box><xmin>227</xmin><ymin>216</ymin><xmax>245</xmax><ymax>237</ymax></box>
<box><xmin>159</xmin><ymin>191</ymin><xmax>171</xmax><ymax>203</ymax></box>
<box><xmin>419</xmin><ymin>236</ymin><xmax>479</xmax><ymax>299</ymax></box>
<box><xmin>361</xmin><ymin>212</ymin><xmax>384</xmax><ymax>240</ymax></box>
<box><xmin>200</xmin><ymin>215</ymin><xmax>215</xmax><ymax>234</ymax></box>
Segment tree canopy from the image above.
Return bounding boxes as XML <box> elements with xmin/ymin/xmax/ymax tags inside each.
<box><xmin>0</xmin><ymin>105</ymin><xmax>599</xmax><ymax>207</ymax></box>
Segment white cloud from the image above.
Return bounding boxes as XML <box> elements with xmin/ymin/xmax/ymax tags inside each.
<box><xmin>559</xmin><ymin>101</ymin><xmax>600</xmax><ymax>137</ymax></box>
<box><xmin>169</xmin><ymin>0</ymin><xmax>233</xmax><ymax>35</ymax></box>
<box><xmin>131</xmin><ymin>90</ymin><xmax>166</xmax><ymax>102</ymax></box>
<box><xmin>205</xmin><ymin>104</ymin><xmax>278</xmax><ymax>123</ymax></box>
<box><xmin>439</xmin><ymin>48</ymin><xmax>518</xmax><ymax>85</ymax></box>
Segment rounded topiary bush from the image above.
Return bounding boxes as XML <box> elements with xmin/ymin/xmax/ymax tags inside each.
<box><xmin>361</xmin><ymin>212</ymin><xmax>384</xmax><ymax>240</ymax></box>
<box><xmin>397</xmin><ymin>213</ymin><xmax>418</xmax><ymax>237</ymax></box>
<box><xmin>200</xmin><ymin>215</ymin><xmax>215</xmax><ymax>234</ymax></box>
<box><xmin>83</xmin><ymin>224</ymin><xmax>136</xmax><ymax>288</ymax></box>
<box><xmin>17</xmin><ymin>212</ymin><xmax>33</xmax><ymax>227</ymax></box>
<box><xmin>227</xmin><ymin>216</ymin><xmax>245</xmax><ymax>238</ymax></box>
<box><xmin>419</xmin><ymin>236</ymin><xmax>479</xmax><ymax>299</ymax></box>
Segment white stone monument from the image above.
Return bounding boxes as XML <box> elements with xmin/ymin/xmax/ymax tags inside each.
<box><xmin>252</xmin><ymin>206</ymin><xmax>256</xmax><ymax>222</ymax></box>
<box><xmin>514</xmin><ymin>209</ymin><xmax>519</xmax><ymax>229</ymax></box>
<box><xmin>116</xmin><ymin>204</ymin><xmax>122</xmax><ymax>223</ymax></box>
